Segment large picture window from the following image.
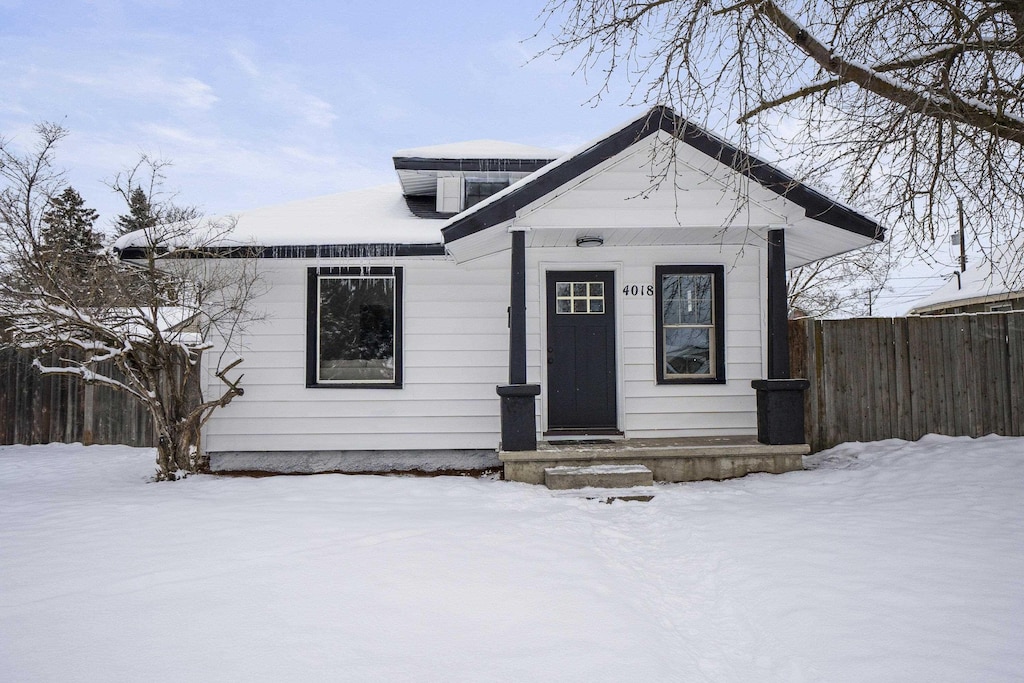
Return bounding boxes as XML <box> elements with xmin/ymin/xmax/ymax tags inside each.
<box><xmin>306</xmin><ymin>267</ymin><xmax>403</xmax><ymax>388</ymax></box>
<box><xmin>655</xmin><ymin>265</ymin><xmax>725</xmax><ymax>384</ymax></box>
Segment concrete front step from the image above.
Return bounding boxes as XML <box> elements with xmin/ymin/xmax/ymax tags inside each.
<box><xmin>551</xmin><ymin>486</ymin><xmax>657</xmax><ymax>503</ymax></box>
<box><xmin>544</xmin><ymin>464</ymin><xmax>654</xmax><ymax>490</ymax></box>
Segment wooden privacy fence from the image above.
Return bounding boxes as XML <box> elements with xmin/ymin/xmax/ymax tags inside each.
<box><xmin>0</xmin><ymin>348</ymin><xmax>154</xmax><ymax>447</ymax></box>
<box><xmin>791</xmin><ymin>313</ymin><xmax>1024</xmax><ymax>452</ymax></box>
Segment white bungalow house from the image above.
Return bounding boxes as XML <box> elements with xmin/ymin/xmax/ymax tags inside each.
<box><xmin>117</xmin><ymin>106</ymin><xmax>884</xmax><ymax>482</ymax></box>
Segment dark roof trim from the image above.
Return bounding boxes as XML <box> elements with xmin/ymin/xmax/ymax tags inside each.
<box><xmin>392</xmin><ymin>157</ymin><xmax>557</xmax><ymax>173</ymax></box>
<box><xmin>404</xmin><ymin>195</ymin><xmax>457</xmax><ymax>220</ymax></box>
<box><xmin>116</xmin><ymin>243</ymin><xmax>447</xmax><ymax>260</ymax></box>
<box><xmin>442</xmin><ymin>106</ymin><xmax>884</xmax><ymax>244</ymax></box>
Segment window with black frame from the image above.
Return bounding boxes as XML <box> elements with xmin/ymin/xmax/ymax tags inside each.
<box><xmin>306</xmin><ymin>267</ymin><xmax>402</xmax><ymax>388</ymax></box>
<box><xmin>464</xmin><ymin>179</ymin><xmax>510</xmax><ymax>209</ymax></box>
<box><xmin>655</xmin><ymin>265</ymin><xmax>725</xmax><ymax>384</ymax></box>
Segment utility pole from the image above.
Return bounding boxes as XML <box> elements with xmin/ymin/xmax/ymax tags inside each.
<box><xmin>957</xmin><ymin>198</ymin><xmax>967</xmax><ymax>273</ymax></box>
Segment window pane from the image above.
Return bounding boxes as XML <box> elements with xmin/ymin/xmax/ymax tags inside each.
<box><xmin>465</xmin><ymin>180</ymin><xmax>510</xmax><ymax>208</ymax></box>
<box><xmin>664</xmin><ymin>327</ymin><xmax>711</xmax><ymax>377</ymax></box>
<box><xmin>589</xmin><ymin>299</ymin><xmax>604</xmax><ymax>313</ymax></box>
<box><xmin>319</xmin><ymin>277</ymin><xmax>395</xmax><ymax>382</ymax></box>
<box><xmin>556</xmin><ymin>299</ymin><xmax>571</xmax><ymax>313</ymax></box>
<box><xmin>590</xmin><ymin>282</ymin><xmax>603</xmax><ymax>297</ymax></box>
<box><xmin>573</xmin><ymin>282</ymin><xmax>587</xmax><ymax>296</ymax></box>
<box><xmin>662</xmin><ymin>274</ymin><xmax>713</xmax><ymax>324</ymax></box>
<box><xmin>556</xmin><ymin>282</ymin><xmax>571</xmax><ymax>297</ymax></box>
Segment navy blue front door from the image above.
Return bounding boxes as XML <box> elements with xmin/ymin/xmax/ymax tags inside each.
<box><xmin>546</xmin><ymin>270</ymin><xmax>618</xmax><ymax>433</ymax></box>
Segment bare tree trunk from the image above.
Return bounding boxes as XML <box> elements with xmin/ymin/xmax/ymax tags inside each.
<box><xmin>152</xmin><ymin>352</ymin><xmax>207</xmax><ymax>480</ymax></box>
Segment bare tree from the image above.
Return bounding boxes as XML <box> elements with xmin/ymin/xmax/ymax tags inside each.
<box><xmin>787</xmin><ymin>244</ymin><xmax>896</xmax><ymax>317</ymax></box>
<box><xmin>111</xmin><ymin>155</ymin><xmax>203</xmax><ymax>236</ymax></box>
<box><xmin>1</xmin><ymin>125</ymin><xmax>264</xmax><ymax>480</ymax></box>
<box><xmin>539</xmin><ymin>1</ymin><xmax>1024</xmax><ymax>308</ymax></box>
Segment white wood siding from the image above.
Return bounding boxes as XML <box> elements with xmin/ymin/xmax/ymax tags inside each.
<box><xmin>204</xmin><ymin>241</ymin><xmax>764</xmax><ymax>453</ymax></box>
<box><xmin>204</xmin><ymin>255</ymin><xmax>512</xmax><ymax>453</ymax></box>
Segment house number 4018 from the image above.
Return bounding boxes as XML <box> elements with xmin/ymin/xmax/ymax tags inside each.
<box><xmin>623</xmin><ymin>284</ymin><xmax>655</xmax><ymax>297</ymax></box>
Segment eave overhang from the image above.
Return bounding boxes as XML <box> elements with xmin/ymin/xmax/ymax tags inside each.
<box><xmin>441</xmin><ymin>106</ymin><xmax>884</xmax><ymax>258</ymax></box>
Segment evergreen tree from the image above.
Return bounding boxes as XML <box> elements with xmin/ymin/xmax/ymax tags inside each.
<box><xmin>40</xmin><ymin>186</ymin><xmax>102</xmax><ymax>256</ymax></box>
<box><xmin>114</xmin><ymin>187</ymin><xmax>157</xmax><ymax>236</ymax></box>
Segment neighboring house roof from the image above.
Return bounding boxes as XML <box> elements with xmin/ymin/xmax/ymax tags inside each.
<box><xmin>909</xmin><ymin>264</ymin><xmax>1023</xmax><ymax>314</ymax></box>
<box><xmin>442</xmin><ymin>106</ymin><xmax>883</xmax><ymax>255</ymax></box>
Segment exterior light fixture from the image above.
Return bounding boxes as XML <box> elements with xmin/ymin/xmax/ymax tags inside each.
<box><xmin>575</xmin><ymin>236</ymin><xmax>604</xmax><ymax>248</ymax></box>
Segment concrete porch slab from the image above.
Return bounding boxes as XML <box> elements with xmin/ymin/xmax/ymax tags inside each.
<box><xmin>501</xmin><ymin>435</ymin><xmax>808</xmax><ymax>484</ymax></box>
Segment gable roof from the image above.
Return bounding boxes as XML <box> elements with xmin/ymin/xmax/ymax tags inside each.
<box><xmin>442</xmin><ymin>106</ymin><xmax>884</xmax><ymax>246</ymax></box>
<box><xmin>910</xmin><ymin>264</ymin><xmax>1024</xmax><ymax>314</ymax></box>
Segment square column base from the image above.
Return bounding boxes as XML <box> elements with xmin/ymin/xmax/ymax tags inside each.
<box><xmin>751</xmin><ymin>379</ymin><xmax>810</xmax><ymax>445</ymax></box>
<box><xmin>497</xmin><ymin>384</ymin><xmax>541</xmax><ymax>451</ymax></box>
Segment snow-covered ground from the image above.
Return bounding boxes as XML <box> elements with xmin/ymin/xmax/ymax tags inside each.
<box><xmin>2</xmin><ymin>436</ymin><xmax>1022</xmax><ymax>682</ymax></box>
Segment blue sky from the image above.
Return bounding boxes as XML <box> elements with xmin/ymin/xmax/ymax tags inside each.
<box><xmin>1</xmin><ymin>1</ymin><xmax>636</xmax><ymax>226</ymax></box>
<box><xmin>1</xmin><ymin>1</ymin><xmax>948</xmax><ymax>313</ymax></box>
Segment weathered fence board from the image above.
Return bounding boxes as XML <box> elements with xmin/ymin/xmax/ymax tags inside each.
<box><xmin>793</xmin><ymin>313</ymin><xmax>1024</xmax><ymax>452</ymax></box>
<box><xmin>0</xmin><ymin>348</ymin><xmax>155</xmax><ymax>447</ymax></box>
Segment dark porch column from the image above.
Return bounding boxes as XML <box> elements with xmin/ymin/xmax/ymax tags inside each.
<box><xmin>509</xmin><ymin>229</ymin><xmax>527</xmax><ymax>384</ymax></box>
<box><xmin>752</xmin><ymin>228</ymin><xmax>808</xmax><ymax>445</ymax></box>
<box><xmin>767</xmin><ymin>229</ymin><xmax>790</xmax><ymax>380</ymax></box>
<box><xmin>497</xmin><ymin>229</ymin><xmax>540</xmax><ymax>451</ymax></box>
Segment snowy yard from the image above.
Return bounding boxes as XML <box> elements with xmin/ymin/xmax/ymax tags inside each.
<box><xmin>2</xmin><ymin>436</ymin><xmax>1023</xmax><ymax>682</ymax></box>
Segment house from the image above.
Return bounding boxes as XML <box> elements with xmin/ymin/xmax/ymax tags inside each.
<box><xmin>909</xmin><ymin>263</ymin><xmax>1024</xmax><ymax>315</ymax></box>
<box><xmin>116</xmin><ymin>106</ymin><xmax>884</xmax><ymax>482</ymax></box>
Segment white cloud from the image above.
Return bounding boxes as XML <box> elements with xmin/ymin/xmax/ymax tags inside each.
<box><xmin>224</xmin><ymin>48</ymin><xmax>337</xmax><ymax>131</ymax></box>
<box><xmin>62</xmin><ymin>67</ymin><xmax>218</xmax><ymax>111</ymax></box>
<box><xmin>228</xmin><ymin>47</ymin><xmax>261</xmax><ymax>78</ymax></box>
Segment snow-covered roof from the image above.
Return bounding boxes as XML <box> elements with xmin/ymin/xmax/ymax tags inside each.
<box><xmin>909</xmin><ymin>263</ymin><xmax>1022</xmax><ymax>313</ymax></box>
<box><xmin>392</xmin><ymin>140</ymin><xmax>564</xmax><ymax>198</ymax></box>
<box><xmin>114</xmin><ymin>108</ymin><xmax>881</xmax><ymax>265</ymax></box>
<box><xmin>441</xmin><ymin>106</ymin><xmax>884</xmax><ymax>266</ymax></box>
<box><xmin>114</xmin><ymin>184</ymin><xmax>442</xmax><ymax>251</ymax></box>
<box><xmin>392</xmin><ymin>140</ymin><xmax>563</xmax><ymax>161</ymax></box>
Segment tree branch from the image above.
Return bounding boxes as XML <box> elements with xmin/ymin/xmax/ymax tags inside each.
<box><xmin>739</xmin><ymin>77</ymin><xmax>842</xmax><ymax>122</ymax></box>
<box><xmin>756</xmin><ymin>0</ymin><xmax>1024</xmax><ymax>144</ymax></box>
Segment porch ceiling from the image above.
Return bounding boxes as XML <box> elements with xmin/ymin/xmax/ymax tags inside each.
<box><xmin>446</xmin><ymin>219</ymin><xmax>871</xmax><ymax>269</ymax></box>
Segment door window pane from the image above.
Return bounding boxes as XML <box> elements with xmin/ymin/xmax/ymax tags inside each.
<box><xmin>555</xmin><ymin>281</ymin><xmax>606</xmax><ymax>315</ymax></box>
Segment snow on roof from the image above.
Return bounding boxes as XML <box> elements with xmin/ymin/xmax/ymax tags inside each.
<box><xmin>441</xmin><ymin>106</ymin><xmax>882</xmax><ymax>249</ymax></box>
<box><xmin>910</xmin><ymin>263</ymin><xmax>1021</xmax><ymax>312</ymax></box>
<box><xmin>114</xmin><ymin>184</ymin><xmax>441</xmax><ymax>249</ymax></box>
<box><xmin>393</xmin><ymin>140</ymin><xmax>563</xmax><ymax>160</ymax></box>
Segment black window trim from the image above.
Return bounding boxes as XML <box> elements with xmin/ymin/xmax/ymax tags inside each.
<box><xmin>306</xmin><ymin>266</ymin><xmax>404</xmax><ymax>389</ymax></box>
<box><xmin>655</xmin><ymin>264</ymin><xmax>726</xmax><ymax>385</ymax></box>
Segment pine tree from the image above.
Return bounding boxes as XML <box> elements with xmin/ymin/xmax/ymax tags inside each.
<box><xmin>114</xmin><ymin>187</ymin><xmax>157</xmax><ymax>236</ymax></box>
<box><xmin>40</xmin><ymin>187</ymin><xmax>102</xmax><ymax>256</ymax></box>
